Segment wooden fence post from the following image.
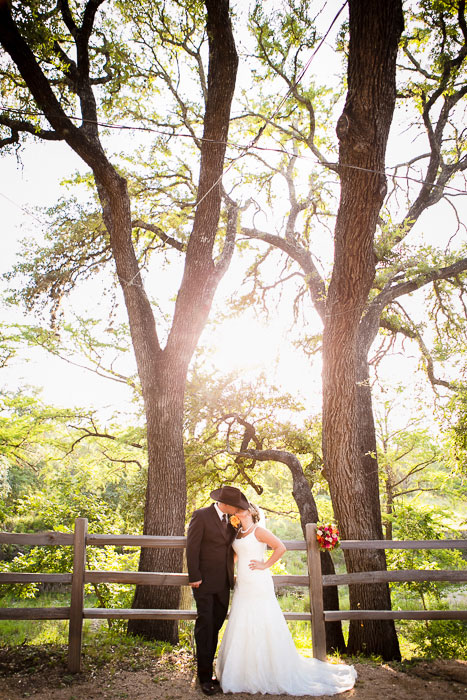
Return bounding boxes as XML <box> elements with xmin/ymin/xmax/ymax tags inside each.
<box><xmin>306</xmin><ymin>523</ymin><xmax>326</xmax><ymax>661</ymax></box>
<box><xmin>68</xmin><ymin>517</ymin><xmax>88</xmax><ymax>673</ymax></box>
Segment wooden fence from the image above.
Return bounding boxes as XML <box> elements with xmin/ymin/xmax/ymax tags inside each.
<box><xmin>1</xmin><ymin>519</ymin><xmax>466</xmax><ymax>673</ymax></box>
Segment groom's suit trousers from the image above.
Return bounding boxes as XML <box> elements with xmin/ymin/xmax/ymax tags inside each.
<box><xmin>193</xmin><ymin>586</ymin><xmax>230</xmax><ymax>682</ymax></box>
<box><xmin>186</xmin><ymin>504</ymin><xmax>236</xmax><ymax>682</ymax></box>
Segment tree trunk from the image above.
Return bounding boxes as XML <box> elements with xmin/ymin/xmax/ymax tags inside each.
<box><xmin>385</xmin><ymin>495</ymin><xmax>394</xmax><ymax>542</ymax></box>
<box><xmin>291</xmin><ymin>470</ymin><xmax>346</xmax><ymax>654</ymax></box>
<box><xmin>350</xmin><ymin>346</ymin><xmax>399</xmax><ymax>656</ymax></box>
<box><xmin>322</xmin><ymin>0</ymin><xmax>403</xmax><ymax>660</ymax></box>
<box><xmin>128</xmin><ymin>362</ymin><xmax>187</xmax><ymax>641</ymax></box>
<box><xmin>127</xmin><ymin>0</ymin><xmax>238</xmax><ymax>641</ymax></box>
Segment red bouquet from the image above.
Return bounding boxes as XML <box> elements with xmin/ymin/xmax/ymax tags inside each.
<box><xmin>316</xmin><ymin>523</ymin><xmax>340</xmax><ymax>551</ymax></box>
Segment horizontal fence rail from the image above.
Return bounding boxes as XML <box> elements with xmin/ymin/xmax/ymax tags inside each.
<box><xmin>324</xmin><ymin>609</ymin><xmax>467</xmax><ymax>621</ymax></box>
<box><xmin>1</xmin><ymin>519</ymin><xmax>466</xmax><ymax>672</ymax></box>
<box><xmin>3</xmin><ymin>531</ymin><xmax>467</xmax><ymax>550</ymax></box>
<box><xmin>340</xmin><ymin>539</ymin><xmax>467</xmax><ymax>550</ymax></box>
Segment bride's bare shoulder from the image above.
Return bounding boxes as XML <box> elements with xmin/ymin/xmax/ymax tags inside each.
<box><xmin>254</xmin><ymin>525</ymin><xmax>272</xmax><ymax>541</ymax></box>
<box><xmin>254</xmin><ymin>526</ymin><xmax>286</xmax><ymax>549</ymax></box>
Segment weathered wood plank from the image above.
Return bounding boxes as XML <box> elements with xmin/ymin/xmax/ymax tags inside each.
<box><xmin>341</xmin><ymin>539</ymin><xmax>467</xmax><ymax>550</ymax></box>
<box><xmin>306</xmin><ymin>523</ymin><xmax>326</xmax><ymax>662</ymax></box>
<box><xmin>68</xmin><ymin>518</ymin><xmax>87</xmax><ymax>673</ymax></box>
<box><xmin>84</xmin><ymin>535</ymin><xmax>307</xmax><ymax>550</ymax></box>
<box><xmin>0</xmin><ymin>532</ymin><xmax>74</xmax><ymax>546</ymax></box>
<box><xmin>273</xmin><ymin>574</ymin><xmax>309</xmax><ymax>586</ymax></box>
<box><xmin>282</xmin><ymin>612</ymin><xmax>312</xmax><ymax>621</ymax></box>
<box><xmin>282</xmin><ymin>540</ymin><xmax>307</xmax><ymax>551</ymax></box>
<box><xmin>82</xmin><ymin>608</ymin><xmax>312</xmax><ymax>621</ymax></box>
<box><xmin>323</xmin><ymin>569</ymin><xmax>467</xmax><ymax>586</ymax></box>
<box><xmin>0</xmin><ymin>573</ymin><xmax>72</xmax><ymax>584</ymax></box>
<box><xmin>324</xmin><ymin>610</ymin><xmax>467</xmax><ymax>621</ymax></box>
<box><xmin>2</xmin><ymin>531</ymin><xmax>465</xmax><ymax>551</ymax></box>
<box><xmin>83</xmin><ymin>608</ymin><xmax>197</xmax><ymax>620</ymax></box>
<box><xmin>85</xmin><ymin>571</ymin><xmax>188</xmax><ymax>585</ymax></box>
<box><xmin>85</xmin><ymin>534</ymin><xmax>187</xmax><ymax>548</ymax></box>
<box><xmin>0</xmin><ymin>607</ymin><xmax>70</xmax><ymax>620</ymax></box>
<box><xmin>83</xmin><ymin>571</ymin><xmax>309</xmax><ymax>586</ymax></box>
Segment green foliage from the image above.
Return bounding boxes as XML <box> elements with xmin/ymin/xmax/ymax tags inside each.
<box><xmin>0</xmin><ymin>469</ymin><xmax>139</xmax><ymax>602</ymax></box>
<box><xmin>9</xmin><ymin>318</ymin><xmax>141</xmax><ymax>399</ymax></box>
<box><xmin>3</xmin><ymin>198</ymin><xmax>111</xmax><ymax>315</ymax></box>
<box><xmin>184</xmin><ymin>363</ymin><xmax>311</xmax><ymax>503</ymax></box>
<box><xmin>444</xmin><ymin>385</ymin><xmax>467</xmax><ymax>480</ymax></box>
<box><xmin>399</xmin><ymin>618</ymin><xmax>467</xmax><ymax>659</ymax></box>
<box><xmin>0</xmin><ymin>386</ymin><xmax>146</xmax><ymax>611</ymax></box>
<box><xmin>0</xmin><ymin>388</ymin><xmax>77</xmax><ymax>512</ymax></box>
<box><xmin>386</xmin><ymin>502</ymin><xmax>467</xmax><ymax>658</ymax></box>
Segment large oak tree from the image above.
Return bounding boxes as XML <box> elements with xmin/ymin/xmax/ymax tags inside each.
<box><xmin>0</xmin><ymin>0</ymin><xmax>238</xmax><ymax>642</ymax></box>
<box><xmin>230</xmin><ymin>0</ymin><xmax>467</xmax><ymax>658</ymax></box>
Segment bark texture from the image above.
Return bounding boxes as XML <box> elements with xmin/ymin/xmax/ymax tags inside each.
<box><xmin>322</xmin><ymin>0</ymin><xmax>404</xmax><ymax>660</ymax></box>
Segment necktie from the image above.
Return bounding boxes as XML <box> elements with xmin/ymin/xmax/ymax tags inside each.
<box><xmin>222</xmin><ymin>513</ymin><xmax>228</xmax><ymax>528</ymax></box>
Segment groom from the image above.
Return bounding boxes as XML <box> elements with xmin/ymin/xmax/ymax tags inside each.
<box><xmin>186</xmin><ymin>485</ymin><xmax>249</xmax><ymax>695</ymax></box>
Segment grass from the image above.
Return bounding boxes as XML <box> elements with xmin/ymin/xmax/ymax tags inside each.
<box><xmin>0</xmin><ymin>590</ymin><xmax>98</xmax><ymax>646</ymax></box>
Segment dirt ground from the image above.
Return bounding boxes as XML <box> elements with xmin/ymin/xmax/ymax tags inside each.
<box><xmin>0</xmin><ymin>647</ymin><xmax>466</xmax><ymax>700</ymax></box>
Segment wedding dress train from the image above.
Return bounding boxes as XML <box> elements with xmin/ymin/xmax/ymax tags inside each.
<box><xmin>216</xmin><ymin>527</ymin><xmax>357</xmax><ymax>695</ymax></box>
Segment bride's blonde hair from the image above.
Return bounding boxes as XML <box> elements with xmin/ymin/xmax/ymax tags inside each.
<box><xmin>248</xmin><ymin>503</ymin><xmax>261</xmax><ymax>524</ymax></box>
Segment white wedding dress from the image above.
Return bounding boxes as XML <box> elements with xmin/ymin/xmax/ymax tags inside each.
<box><xmin>216</xmin><ymin>526</ymin><xmax>357</xmax><ymax>695</ymax></box>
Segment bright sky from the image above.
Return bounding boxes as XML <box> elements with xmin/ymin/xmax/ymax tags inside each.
<box><xmin>0</xmin><ymin>142</ymin><xmax>137</xmax><ymax>415</ymax></box>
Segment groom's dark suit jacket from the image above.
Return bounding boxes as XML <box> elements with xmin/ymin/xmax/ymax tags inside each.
<box><xmin>186</xmin><ymin>503</ymin><xmax>237</xmax><ymax>593</ymax></box>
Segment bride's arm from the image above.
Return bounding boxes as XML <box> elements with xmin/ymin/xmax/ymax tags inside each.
<box><xmin>249</xmin><ymin>527</ymin><xmax>286</xmax><ymax>570</ymax></box>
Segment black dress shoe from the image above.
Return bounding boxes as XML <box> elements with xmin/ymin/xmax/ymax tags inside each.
<box><xmin>211</xmin><ymin>678</ymin><xmax>220</xmax><ymax>686</ymax></box>
<box><xmin>200</xmin><ymin>681</ymin><xmax>220</xmax><ymax>695</ymax></box>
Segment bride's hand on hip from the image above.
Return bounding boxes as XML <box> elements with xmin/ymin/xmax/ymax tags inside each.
<box><xmin>249</xmin><ymin>559</ymin><xmax>266</xmax><ymax>570</ymax></box>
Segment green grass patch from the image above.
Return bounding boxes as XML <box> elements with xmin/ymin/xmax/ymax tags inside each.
<box><xmin>0</xmin><ymin>590</ymin><xmax>98</xmax><ymax>646</ymax></box>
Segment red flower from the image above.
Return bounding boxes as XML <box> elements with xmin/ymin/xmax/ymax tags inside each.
<box><xmin>316</xmin><ymin>522</ymin><xmax>340</xmax><ymax>551</ymax></box>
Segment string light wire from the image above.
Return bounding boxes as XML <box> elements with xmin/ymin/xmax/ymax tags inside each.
<box><xmin>2</xmin><ymin>104</ymin><xmax>466</xmax><ymax>197</ymax></box>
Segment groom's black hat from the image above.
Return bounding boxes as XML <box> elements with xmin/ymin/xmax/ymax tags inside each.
<box><xmin>210</xmin><ymin>485</ymin><xmax>249</xmax><ymax>509</ymax></box>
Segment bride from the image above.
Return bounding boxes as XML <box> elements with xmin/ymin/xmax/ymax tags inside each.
<box><xmin>215</xmin><ymin>504</ymin><xmax>357</xmax><ymax>695</ymax></box>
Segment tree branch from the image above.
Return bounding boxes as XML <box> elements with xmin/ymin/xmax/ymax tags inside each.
<box><xmin>214</xmin><ymin>199</ymin><xmax>238</xmax><ymax>280</ymax></box>
<box><xmin>66</xmin><ymin>423</ymin><xmax>143</xmax><ymax>455</ymax></box>
<box><xmin>241</xmin><ymin>227</ymin><xmax>326</xmax><ymax>320</ymax></box>
<box><xmin>0</xmin><ymin>125</ymin><xmax>19</xmax><ymax>148</ymax></box>
<box><xmin>393</xmin><ymin>302</ymin><xmax>455</xmax><ymax>390</ymax></box>
<box><xmin>373</xmin><ymin>257</ymin><xmax>467</xmax><ymax>313</ymax></box>
<box><xmin>0</xmin><ymin>115</ymin><xmax>63</xmax><ymax>142</ymax></box>
<box><xmin>132</xmin><ymin>219</ymin><xmax>186</xmax><ymax>252</ymax></box>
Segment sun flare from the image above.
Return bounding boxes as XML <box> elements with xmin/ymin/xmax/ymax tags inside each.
<box><xmin>209</xmin><ymin>317</ymin><xmax>281</xmax><ymax>373</ymax></box>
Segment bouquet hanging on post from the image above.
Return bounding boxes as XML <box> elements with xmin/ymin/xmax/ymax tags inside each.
<box><xmin>316</xmin><ymin>522</ymin><xmax>340</xmax><ymax>551</ymax></box>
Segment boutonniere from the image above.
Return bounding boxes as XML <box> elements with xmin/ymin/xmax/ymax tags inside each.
<box><xmin>229</xmin><ymin>515</ymin><xmax>241</xmax><ymax>529</ymax></box>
